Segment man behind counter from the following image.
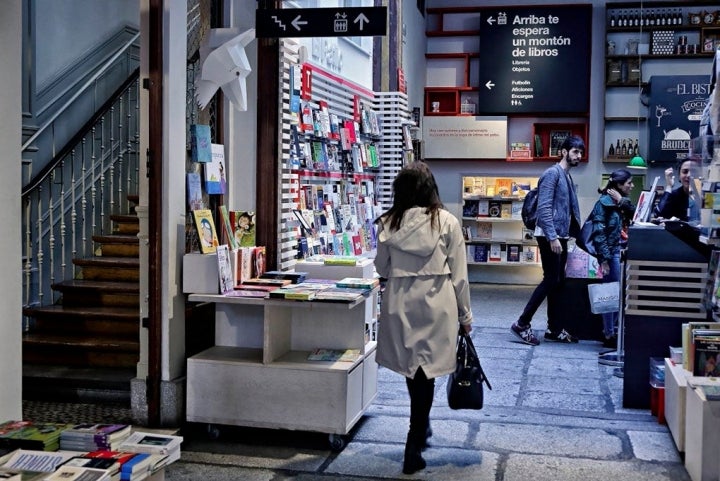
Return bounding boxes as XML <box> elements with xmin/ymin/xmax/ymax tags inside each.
<box><xmin>654</xmin><ymin>159</ymin><xmax>701</xmax><ymax>223</ymax></box>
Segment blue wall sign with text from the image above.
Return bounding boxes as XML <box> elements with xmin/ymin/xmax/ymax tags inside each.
<box><xmin>476</xmin><ymin>5</ymin><xmax>592</xmax><ymax>115</ymax></box>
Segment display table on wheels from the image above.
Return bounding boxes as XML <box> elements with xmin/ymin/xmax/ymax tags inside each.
<box><xmin>186</xmin><ymin>290</ymin><xmax>378</xmax><ymax>450</ymax></box>
<box><xmin>622</xmin><ymin>225</ymin><xmax>709</xmax><ymax>409</ymax></box>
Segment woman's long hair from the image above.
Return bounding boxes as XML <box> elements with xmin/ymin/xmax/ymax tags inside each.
<box><xmin>599</xmin><ymin>168</ymin><xmax>632</xmax><ymax>195</ymax></box>
<box><xmin>377</xmin><ymin>161</ymin><xmax>444</xmax><ymax>231</ymax></box>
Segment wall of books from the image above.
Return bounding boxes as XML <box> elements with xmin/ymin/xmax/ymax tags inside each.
<box><xmin>277</xmin><ymin>40</ymin><xmax>411</xmax><ymax>271</ymax></box>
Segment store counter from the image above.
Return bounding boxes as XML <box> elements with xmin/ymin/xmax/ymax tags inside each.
<box><xmin>622</xmin><ymin>225</ymin><xmax>710</xmax><ymax>409</ymax></box>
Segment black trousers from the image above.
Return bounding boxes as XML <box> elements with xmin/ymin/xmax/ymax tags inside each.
<box><xmin>518</xmin><ymin>236</ymin><xmax>569</xmax><ymax>332</ymax></box>
<box><xmin>405</xmin><ymin>366</ymin><xmax>435</xmax><ymax>440</ymax></box>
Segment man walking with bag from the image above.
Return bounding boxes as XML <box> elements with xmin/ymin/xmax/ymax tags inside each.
<box><xmin>511</xmin><ymin>135</ymin><xmax>584</xmax><ymax>345</ymax></box>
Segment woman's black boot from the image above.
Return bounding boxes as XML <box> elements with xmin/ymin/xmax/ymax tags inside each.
<box><xmin>403</xmin><ymin>431</ymin><xmax>426</xmax><ymax>475</ymax></box>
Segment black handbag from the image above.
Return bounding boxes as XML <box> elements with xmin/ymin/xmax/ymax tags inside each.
<box><xmin>446</xmin><ymin>328</ymin><xmax>492</xmax><ymax>410</ymax></box>
<box><xmin>575</xmin><ymin>214</ymin><xmax>598</xmax><ymax>258</ymax></box>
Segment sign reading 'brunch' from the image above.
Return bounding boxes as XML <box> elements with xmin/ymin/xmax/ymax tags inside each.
<box><xmin>476</xmin><ymin>5</ymin><xmax>592</xmax><ymax>115</ymax></box>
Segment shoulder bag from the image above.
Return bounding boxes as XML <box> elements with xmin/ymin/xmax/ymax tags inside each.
<box><xmin>446</xmin><ymin>328</ymin><xmax>492</xmax><ymax>410</ymax></box>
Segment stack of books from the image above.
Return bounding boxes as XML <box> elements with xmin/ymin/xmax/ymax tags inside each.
<box><xmin>0</xmin><ymin>422</ymin><xmax>75</xmax><ymax>452</ymax></box>
<box><xmin>59</xmin><ymin>424</ymin><xmax>132</xmax><ymax>452</ymax></box>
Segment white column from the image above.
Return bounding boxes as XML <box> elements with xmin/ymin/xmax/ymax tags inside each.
<box><xmin>0</xmin><ymin>0</ymin><xmax>23</xmax><ymax>421</ymax></box>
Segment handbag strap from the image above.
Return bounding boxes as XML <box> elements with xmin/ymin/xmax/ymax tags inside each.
<box><xmin>458</xmin><ymin>329</ymin><xmax>492</xmax><ymax>390</ymax></box>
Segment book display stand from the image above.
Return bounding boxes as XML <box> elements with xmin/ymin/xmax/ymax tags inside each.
<box><xmin>186</xmin><ymin>261</ymin><xmax>379</xmax><ymax>451</ymax></box>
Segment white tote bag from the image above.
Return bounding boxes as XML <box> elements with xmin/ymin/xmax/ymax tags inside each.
<box><xmin>588</xmin><ymin>281</ymin><xmax>620</xmax><ymax>314</ymax></box>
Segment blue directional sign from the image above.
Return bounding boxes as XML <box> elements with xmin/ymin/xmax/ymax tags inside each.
<box><xmin>256</xmin><ymin>7</ymin><xmax>387</xmax><ymax>38</ymax></box>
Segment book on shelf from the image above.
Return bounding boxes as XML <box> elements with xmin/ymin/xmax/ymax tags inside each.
<box><xmin>522</xmin><ymin>246</ymin><xmax>539</xmax><ymax>264</ymax></box>
<box><xmin>42</xmin><ymin>464</ymin><xmax>111</xmax><ymax>481</ymax></box>
<box><xmin>472</xmin><ymin>244</ymin><xmax>489</xmax><ymax>263</ymax></box>
<box><xmin>119</xmin><ymin>452</ymin><xmax>151</xmax><ymax>480</ymax></box>
<box><xmin>224</xmin><ymin>289</ymin><xmax>269</xmax><ymax>298</ymax></box>
<box><xmin>59</xmin><ymin>424</ymin><xmax>131</xmax><ymax>452</ymax></box>
<box><xmin>692</xmin><ymin>333</ymin><xmax>720</xmax><ymax>377</ymax></box>
<box><xmin>685</xmin><ymin>323</ymin><xmax>720</xmax><ymax>371</ymax></box>
<box><xmin>217</xmin><ymin>206</ymin><xmax>237</xmax><ymax>250</ymax></box>
<box><xmin>241</xmin><ymin>278</ymin><xmax>291</xmax><ymax>287</ymax></box>
<box><xmin>61</xmin><ymin>456</ymin><xmax>119</xmax><ymax>472</ymax></box>
<box><xmin>307</xmin><ymin>348</ymin><xmax>361</xmax><ymax>362</ymax></box>
<box><xmin>203</xmin><ymin>144</ymin><xmax>226</xmax><ymax>195</ymax></box>
<box><xmin>494</xmin><ymin>178</ymin><xmax>513</xmax><ymax>197</ymax></box>
<box><xmin>489</xmin><ymin>243</ymin><xmax>502</xmax><ymax>262</ymax></box>
<box><xmin>186</xmin><ymin>172</ymin><xmax>203</xmax><ymax>211</ymax></box>
<box><xmin>475</xmin><ymin>222</ymin><xmax>492</xmax><ymax>240</ymax></box>
<box><xmin>192</xmin><ymin>209</ymin><xmax>218</xmax><ymax>254</ymax></box>
<box><xmin>488</xmin><ymin>201</ymin><xmax>502</xmax><ymax>218</ymax></box>
<box><xmin>477</xmin><ymin>199</ymin><xmax>489</xmax><ymax>217</ymax></box>
<box><xmin>0</xmin><ymin>449</ymin><xmax>79</xmax><ymax>473</ymax></box>
<box><xmin>216</xmin><ymin>245</ymin><xmax>234</xmax><ymax>295</ymax></box>
<box><xmin>260</xmin><ymin>271</ymin><xmax>307</xmax><ymax>284</ymax></box>
<box><xmin>117</xmin><ymin>432</ymin><xmax>183</xmax><ymax>456</ymax></box>
<box><xmin>323</xmin><ymin>256</ymin><xmax>359</xmax><ymax>266</ymax></box>
<box><xmin>462</xmin><ymin>199</ymin><xmax>479</xmax><ymax>217</ymax></box>
<box><xmin>506</xmin><ymin>244</ymin><xmax>521</xmax><ymax>262</ymax></box>
<box><xmin>0</xmin><ymin>423</ymin><xmax>75</xmax><ymax>452</ymax></box>
<box><xmin>189</xmin><ymin>124</ymin><xmax>212</xmax><ymax>163</ymax></box>
<box><xmin>336</xmin><ymin>277</ymin><xmax>379</xmax><ymax>289</ymax></box>
<box><xmin>549</xmin><ymin>130</ymin><xmax>571</xmax><ymax>157</ymax></box>
<box><xmin>313</xmin><ymin>287</ymin><xmax>368</xmax><ymax>302</ymax></box>
<box><xmin>229</xmin><ymin>211</ymin><xmax>256</xmax><ymax>248</ymax></box>
<box><xmin>500</xmin><ymin>203</ymin><xmax>512</xmax><ymax>219</ymax></box>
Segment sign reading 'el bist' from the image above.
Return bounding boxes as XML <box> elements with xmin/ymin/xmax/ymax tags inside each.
<box><xmin>476</xmin><ymin>5</ymin><xmax>592</xmax><ymax>115</ymax></box>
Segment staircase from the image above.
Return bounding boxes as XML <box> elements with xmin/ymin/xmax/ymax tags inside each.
<box><xmin>22</xmin><ymin>196</ymin><xmax>140</xmax><ymax>403</ymax></box>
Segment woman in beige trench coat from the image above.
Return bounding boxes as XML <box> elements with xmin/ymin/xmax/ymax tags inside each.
<box><xmin>374</xmin><ymin>161</ymin><xmax>473</xmax><ymax>475</ymax></box>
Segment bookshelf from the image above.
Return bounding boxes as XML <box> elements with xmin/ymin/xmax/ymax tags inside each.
<box><xmin>461</xmin><ymin>175</ymin><xmax>541</xmax><ymax>268</ymax></box>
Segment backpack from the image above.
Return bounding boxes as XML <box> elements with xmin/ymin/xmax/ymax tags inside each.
<box><xmin>521</xmin><ymin>187</ymin><xmax>539</xmax><ymax>230</ymax></box>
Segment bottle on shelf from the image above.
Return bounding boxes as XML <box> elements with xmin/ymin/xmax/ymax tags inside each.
<box><xmin>633</xmin><ymin>139</ymin><xmax>639</xmax><ymax>156</ymax></box>
<box><xmin>610</xmin><ymin>12</ymin><xmax>616</xmax><ymax>28</ymax></box>
<box><xmin>615</xmin><ymin>139</ymin><xmax>621</xmax><ymax>155</ymax></box>
<box><xmin>609</xmin><ymin>142</ymin><xmax>615</xmax><ymax>157</ymax></box>
<box><xmin>627</xmin><ymin>138</ymin><xmax>634</xmax><ymax>157</ymax></box>
<box><xmin>621</xmin><ymin>139</ymin><xmax>627</xmax><ymax>156</ymax></box>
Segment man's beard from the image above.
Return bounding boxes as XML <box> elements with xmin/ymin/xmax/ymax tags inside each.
<box><xmin>568</xmin><ymin>156</ymin><xmax>580</xmax><ymax>166</ymax></box>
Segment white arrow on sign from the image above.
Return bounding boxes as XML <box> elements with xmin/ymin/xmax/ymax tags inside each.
<box><xmin>486</xmin><ymin>17</ymin><xmax>496</xmax><ymax>25</ymax></box>
<box><xmin>291</xmin><ymin>15</ymin><xmax>308</xmax><ymax>31</ymax></box>
<box><xmin>485</xmin><ymin>80</ymin><xmax>495</xmax><ymax>90</ymax></box>
<box><xmin>354</xmin><ymin>13</ymin><xmax>370</xmax><ymax>30</ymax></box>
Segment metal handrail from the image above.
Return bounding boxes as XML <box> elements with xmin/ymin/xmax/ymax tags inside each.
<box><xmin>21</xmin><ymin>31</ymin><xmax>140</xmax><ymax>153</ymax></box>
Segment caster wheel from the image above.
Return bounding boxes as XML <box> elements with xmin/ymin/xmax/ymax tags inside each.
<box><xmin>328</xmin><ymin>434</ymin><xmax>346</xmax><ymax>451</ymax></box>
<box><xmin>206</xmin><ymin>424</ymin><xmax>220</xmax><ymax>440</ymax></box>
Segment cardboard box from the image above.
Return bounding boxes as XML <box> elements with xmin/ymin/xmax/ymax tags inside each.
<box><xmin>665</xmin><ymin>358</ymin><xmax>689</xmax><ymax>452</ymax></box>
<box><xmin>684</xmin><ymin>384</ymin><xmax>720</xmax><ymax>481</ymax></box>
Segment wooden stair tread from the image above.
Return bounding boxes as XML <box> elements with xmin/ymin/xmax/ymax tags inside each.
<box><xmin>23</xmin><ymin>304</ymin><xmax>139</xmax><ymax>319</ymax></box>
<box><xmin>23</xmin><ymin>333</ymin><xmax>139</xmax><ymax>350</ymax></box>
<box><xmin>92</xmin><ymin>234</ymin><xmax>139</xmax><ymax>244</ymax></box>
<box><xmin>52</xmin><ymin>279</ymin><xmax>139</xmax><ymax>293</ymax></box>
<box><xmin>23</xmin><ymin>364</ymin><xmax>136</xmax><ymax>384</ymax></box>
<box><xmin>110</xmin><ymin>214</ymin><xmax>139</xmax><ymax>223</ymax></box>
<box><xmin>73</xmin><ymin>257</ymin><xmax>140</xmax><ymax>268</ymax></box>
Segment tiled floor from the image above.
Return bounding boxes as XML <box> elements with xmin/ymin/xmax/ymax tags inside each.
<box><xmin>22</xmin><ymin>283</ymin><xmax>691</xmax><ymax>481</ymax></box>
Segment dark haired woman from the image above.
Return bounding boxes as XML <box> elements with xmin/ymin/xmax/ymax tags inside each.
<box><xmin>374</xmin><ymin>161</ymin><xmax>473</xmax><ymax>474</ymax></box>
<box><xmin>589</xmin><ymin>169</ymin><xmax>635</xmax><ymax>348</ymax></box>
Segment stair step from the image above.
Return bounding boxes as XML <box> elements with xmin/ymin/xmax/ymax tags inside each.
<box><xmin>23</xmin><ymin>305</ymin><xmax>138</xmax><ymax>336</ymax></box>
<box><xmin>74</xmin><ymin>257</ymin><xmax>139</xmax><ymax>281</ymax></box>
<box><xmin>52</xmin><ymin>280</ymin><xmax>139</xmax><ymax>307</ymax></box>
<box><xmin>23</xmin><ymin>333</ymin><xmax>139</xmax><ymax>368</ymax></box>
<box><xmin>23</xmin><ymin>332</ymin><xmax>140</xmax><ymax>352</ymax></box>
<box><xmin>111</xmin><ymin>215</ymin><xmax>139</xmax><ymax>235</ymax></box>
<box><xmin>93</xmin><ymin>234</ymin><xmax>139</xmax><ymax>257</ymax></box>
<box><xmin>23</xmin><ymin>365</ymin><xmax>134</xmax><ymax>403</ymax></box>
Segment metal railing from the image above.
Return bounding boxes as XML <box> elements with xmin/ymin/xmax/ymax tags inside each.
<box><xmin>22</xmin><ymin>55</ymin><xmax>140</xmax><ymax>318</ymax></box>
